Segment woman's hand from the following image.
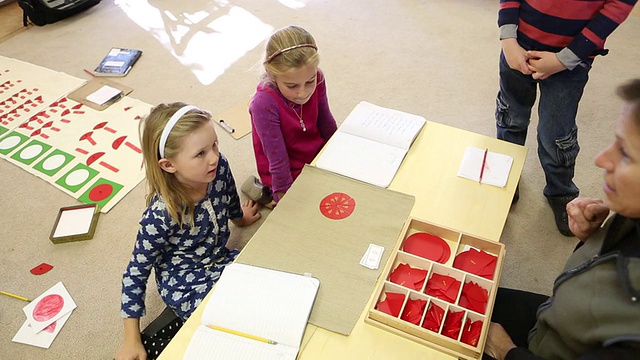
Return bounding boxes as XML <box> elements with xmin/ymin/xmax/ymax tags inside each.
<box><xmin>501</xmin><ymin>38</ymin><xmax>532</xmax><ymax>75</ymax></box>
<box><xmin>484</xmin><ymin>322</ymin><xmax>517</xmax><ymax>360</ymax></box>
<box><xmin>567</xmin><ymin>197</ymin><xmax>610</xmax><ymax>241</ymax></box>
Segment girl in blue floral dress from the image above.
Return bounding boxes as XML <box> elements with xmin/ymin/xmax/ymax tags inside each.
<box><xmin>116</xmin><ymin>102</ymin><xmax>261</xmax><ymax>360</ymax></box>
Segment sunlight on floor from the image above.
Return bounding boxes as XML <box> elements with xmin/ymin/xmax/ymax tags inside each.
<box><xmin>114</xmin><ymin>0</ymin><xmax>279</xmax><ymax>85</ymax></box>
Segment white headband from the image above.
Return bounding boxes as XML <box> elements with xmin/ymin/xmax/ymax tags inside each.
<box><xmin>158</xmin><ymin>105</ymin><xmax>198</xmax><ymax>158</ymax></box>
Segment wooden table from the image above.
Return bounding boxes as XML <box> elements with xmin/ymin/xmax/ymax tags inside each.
<box><xmin>159</xmin><ymin>121</ymin><xmax>527</xmax><ymax>359</ymax></box>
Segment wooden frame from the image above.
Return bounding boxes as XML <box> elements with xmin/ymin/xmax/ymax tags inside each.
<box><xmin>366</xmin><ymin>217</ymin><xmax>505</xmax><ymax>360</ymax></box>
<box><xmin>49</xmin><ymin>204</ymin><xmax>100</xmax><ymax>244</ymax></box>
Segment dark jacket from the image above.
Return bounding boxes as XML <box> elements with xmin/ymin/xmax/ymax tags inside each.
<box><xmin>508</xmin><ymin>214</ymin><xmax>640</xmax><ymax>359</ymax></box>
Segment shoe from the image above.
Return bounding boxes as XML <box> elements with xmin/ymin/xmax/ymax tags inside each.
<box><xmin>240</xmin><ymin>176</ymin><xmax>273</xmax><ymax>205</ymax></box>
<box><xmin>546</xmin><ymin>195</ymin><xmax>578</xmax><ymax>237</ymax></box>
<box><xmin>512</xmin><ymin>184</ymin><xmax>520</xmax><ymax>204</ymax></box>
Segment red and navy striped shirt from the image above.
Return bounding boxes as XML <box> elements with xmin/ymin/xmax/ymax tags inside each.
<box><xmin>498</xmin><ymin>0</ymin><xmax>637</xmax><ymax>61</ymax></box>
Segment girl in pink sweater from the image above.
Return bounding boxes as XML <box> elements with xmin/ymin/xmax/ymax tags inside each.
<box><xmin>249</xmin><ymin>25</ymin><xmax>337</xmax><ymax>204</ymax></box>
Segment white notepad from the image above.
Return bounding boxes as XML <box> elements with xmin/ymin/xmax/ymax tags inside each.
<box><xmin>183</xmin><ymin>263</ymin><xmax>320</xmax><ymax>360</ymax></box>
<box><xmin>316</xmin><ymin>101</ymin><xmax>426</xmax><ymax>188</ymax></box>
<box><xmin>458</xmin><ymin>146</ymin><xmax>514</xmax><ymax>187</ymax></box>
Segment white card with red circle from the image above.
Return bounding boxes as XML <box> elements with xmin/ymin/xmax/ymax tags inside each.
<box><xmin>12</xmin><ymin>309</ymin><xmax>72</xmax><ymax>348</ymax></box>
<box><xmin>21</xmin><ymin>281</ymin><xmax>76</xmax><ymax>334</ymax></box>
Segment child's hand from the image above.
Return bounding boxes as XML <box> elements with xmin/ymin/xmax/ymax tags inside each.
<box><xmin>115</xmin><ymin>341</ymin><xmax>147</xmax><ymax>360</ymax></box>
<box><xmin>501</xmin><ymin>38</ymin><xmax>532</xmax><ymax>75</ymax></box>
<box><xmin>117</xmin><ymin>318</ymin><xmax>146</xmax><ymax>360</ymax></box>
<box><xmin>526</xmin><ymin>51</ymin><xmax>566</xmax><ymax>80</ymax></box>
<box><xmin>236</xmin><ymin>199</ymin><xmax>261</xmax><ymax>226</ymax></box>
<box><xmin>567</xmin><ymin>197</ymin><xmax>609</xmax><ymax>241</ymax></box>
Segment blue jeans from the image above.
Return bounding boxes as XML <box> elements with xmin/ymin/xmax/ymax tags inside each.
<box><xmin>495</xmin><ymin>51</ymin><xmax>589</xmax><ymax>198</ymax></box>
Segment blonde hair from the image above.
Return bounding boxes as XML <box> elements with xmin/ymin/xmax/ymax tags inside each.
<box><xmin>139</xmin><ymin>102</ymin><xmax>212</xmax><ymax>228</ymax></box>
<box><xmin>262</xmin><ymin>25</ymin><xmax>319</xmax><ymax>80</ymax></box>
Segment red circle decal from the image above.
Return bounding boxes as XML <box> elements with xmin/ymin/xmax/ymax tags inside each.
<box><xmin>32</xmin><ymin>294</ymin><xmax>64</xmax><ymax>322</ymax></box>
<box><xmin>89</xmin><ymin>183</ymin><xmax>113</xmax><ymax>202</ymax></box>
<box><xmin>319</xmin><ymin>192</ymin><xmax>356</xmax><ymax>220</ymax></box>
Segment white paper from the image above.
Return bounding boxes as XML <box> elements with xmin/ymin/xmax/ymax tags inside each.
<box><xmin>339</xmin><ymin>101</ymin><xmax>427</xmax><ymax>150</ymax></box>
<box><xmin>22</xmin><ymin>282</ymin><xmax>77</xmax><ymax>334</ymax></box>
<box><xmin>12</xmin><ymin>311</ymin><xmax>72</xmax><ymax>349</ymax></box>
<box><xmin>360</xmin><ymin>243</ymin><xmax>384</xmax><ymax>270</ymax></box>
<box><xmin>53</xmin><ymin>206</ymin><xmax>95</xmax><ymax>238</ymax></box>
<box><xmin>85</xmin><ymin>85</ymin><xmax>123</xmax><ymax>105</ymax></box>
<box><xmin>184</xmin><ymin>263</ymin><xmax>319</xmax><ymax>360</ymax></box>
<box><xmin>458</xmin><ymin>146</ymin><xmax>514</xmax><ymax>187</ymax></box>
<box><xmin>317</xmin><ymin>132</ymin><xmax>407</xmax><ymax>187</ymax></box>
<box><xmin>185</xmin><ymin>325</ymin><xmax>297</xmax><ymax>360</ymax></box>
<box><xmin>104</xmin><ymin>60</ymin><xmax>125</xmax><ymax>67</ymax></box>
<box><xmin>316</xmin><ymin>101</ymin><xmax>426</xmax><ymax>188</ymax></box>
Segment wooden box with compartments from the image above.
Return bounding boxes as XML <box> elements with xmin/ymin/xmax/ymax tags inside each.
<box><xmin>366</xmin><ymin>217</ymin><xmax>505</xmax><ymax>360</ymax></box>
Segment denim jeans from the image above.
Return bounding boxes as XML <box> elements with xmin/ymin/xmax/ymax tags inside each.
<box><xmin>495</xmin><ymin>51</ymin><xmax>589</xmax><ymax>198</ymax></box>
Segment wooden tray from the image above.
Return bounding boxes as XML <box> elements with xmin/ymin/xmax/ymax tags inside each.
<box><xmin>366</xmin><ymin>217</ymin><xmax>505</xmax><ymax>360</ymax></box>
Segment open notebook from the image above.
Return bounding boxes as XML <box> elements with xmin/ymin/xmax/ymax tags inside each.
<box><xmin>316</xmin><ymin>101</ymin><xmax>426</xmax><ymax>188</ymax></box>
<box><xmin>183</xmin><ymin>263</ymin><xmax>320</xmax><ymax>360</ymax></box>
<box><xmin>457</xmin><ymin>146</ymin><xmax>514</xmax><ymax>187</ymax></box>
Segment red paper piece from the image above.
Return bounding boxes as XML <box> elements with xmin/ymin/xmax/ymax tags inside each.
<box><xmin>376</xmin><ymin>292</ymin><xmax>405</xmax><ymax>317</ymax></box>
<box><xmin>389</xmin><ymin>263</ymin><xmax>428</xmax><ymax>290</ymax></box>
<box><xmin>403</xmin><ymin>232</ymin><xmax>451</xmax><ymax>263</ymax></box>
<box><xmin>425</xmin><ymin>273</ymin><xmax>461</xmax><ymax>303</ymax></box>
<box><xmin>30</xmin><ymin>263</ymin><xmax>53</xmax><ymax>275</ymax></box>
<box><xmin>453</xmin><ymin>248</ymin><xmax>497</xmax><ymax>280</ymax></box>
<box><xmin>459</xmin><ymin>282</ymin><xmax>489</xmax><ymax>314</ymax></box>
<box><xmin>422</xmin><ymin>302</ymin><xmax>445</xmax><ymax>332</ymax></box>
<box><xmin>461</xmin><ymin>318</ymin><xmax>483</xmax><ymax>347</ymax></box>
<box><xmin>442</xmin><ymin>309</ymin><xmax>464</xmax><ymax>340</ymax></box>
<box><xmin>401</xmin><ymin>298</ymin><xmax>427</xmax><ymax>325</ymax></box>
<box><xmin>319</xmin><ymin>192</ymin><xmax>356</xmax><ymax>220</ymax></box>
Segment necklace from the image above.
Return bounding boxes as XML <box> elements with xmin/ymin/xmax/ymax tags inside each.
<box><xmin>291</xmin><ymin>103</ymin><xmax>306</xmax><ymax>132</ymax></box>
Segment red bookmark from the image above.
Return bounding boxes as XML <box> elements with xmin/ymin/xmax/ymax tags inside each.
<box><xmin>479</xmin><ymin>148</ymin><xmax>488</xmax><ymax>183</ymax></box>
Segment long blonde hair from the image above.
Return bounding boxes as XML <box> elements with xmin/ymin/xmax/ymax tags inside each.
<box><xmin>139</xmin><ymin>102</ymin><xmax>212</xmax><ymax>227</ymax></box>
<box><xmin>262</xmin><ymin>25</ymin><xmax>319</xmax><ymax>81</ymax></box>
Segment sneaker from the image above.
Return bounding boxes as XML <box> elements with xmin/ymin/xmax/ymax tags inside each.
<box><xmin>546</xmin><ymin>195</ymin><xmax>578</xmax><ymax>237</ymax></box>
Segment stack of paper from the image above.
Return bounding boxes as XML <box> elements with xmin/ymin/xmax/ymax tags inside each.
<box><xmin>12</xmin><ymin>282</ymin><xmax>77</xmax><ymax>349</ymax></box>
<box><xmin>85</xmin><ymin>85</ymin><xmax>123</xmax><ymax>106</ymax></box>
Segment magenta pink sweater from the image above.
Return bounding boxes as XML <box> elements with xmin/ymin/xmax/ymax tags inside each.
<box><xmin>249</xmin><ymin>70</ymin><xmax>337</xmax><ymax>194</ymax></box>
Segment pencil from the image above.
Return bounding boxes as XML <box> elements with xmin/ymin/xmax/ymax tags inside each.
<box><xmin>207</xmin><ymin>325</ymin><xmax>277</xmax><ymax>345</ymax></box>
<box><xmin>1</xmin><ymin>290</ymin><xmax>30</xmax><ymax>302</ymax></box>
<box><xmin>83</xmin><ymin>68</ymin><xmax>96</xmax><ymax>77</ymax></box>
<box><xmin>479</xmin><ymin>148</ymin><xmax>488</xmax><ymax>183</ymax></box>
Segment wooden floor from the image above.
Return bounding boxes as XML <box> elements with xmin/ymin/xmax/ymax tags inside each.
<box><xmin>0</xmin><ymin>1</ymin><xmax>27</xmax><ymax>44</ymax></box>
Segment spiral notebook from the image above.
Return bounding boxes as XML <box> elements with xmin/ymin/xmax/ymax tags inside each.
<box><xmin>183</xmin><ymin>263</ymin><xmax>320</xmax><ymax>360</ymax></box>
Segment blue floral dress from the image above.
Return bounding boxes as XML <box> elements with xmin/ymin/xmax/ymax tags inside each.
<box><xmin>121</xmin><ymin>154</ymin><xmax>242</xmax><ymax>321</ymax></box>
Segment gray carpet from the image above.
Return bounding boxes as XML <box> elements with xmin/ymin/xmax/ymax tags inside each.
<box><xmin>0</xmin><ymin>1</ymin><xmax>638</xmax><ymax>359</ymax></box>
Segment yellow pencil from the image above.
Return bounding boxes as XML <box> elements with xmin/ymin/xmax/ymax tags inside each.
<box><xmin>1</xmin><ymin>290</ymin><xmax>30</xmax><ymax>302</ymax></box>
<box><xmin>207</xmin><ymin>325</ymin><xmax>277</xmax><ymax>345</ymax></box>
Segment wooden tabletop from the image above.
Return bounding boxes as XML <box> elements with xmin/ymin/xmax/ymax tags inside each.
<box><xmin>159</xmin><ymin>121</ymin><xmax>527</xmax><ymax>359</ymax></box>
